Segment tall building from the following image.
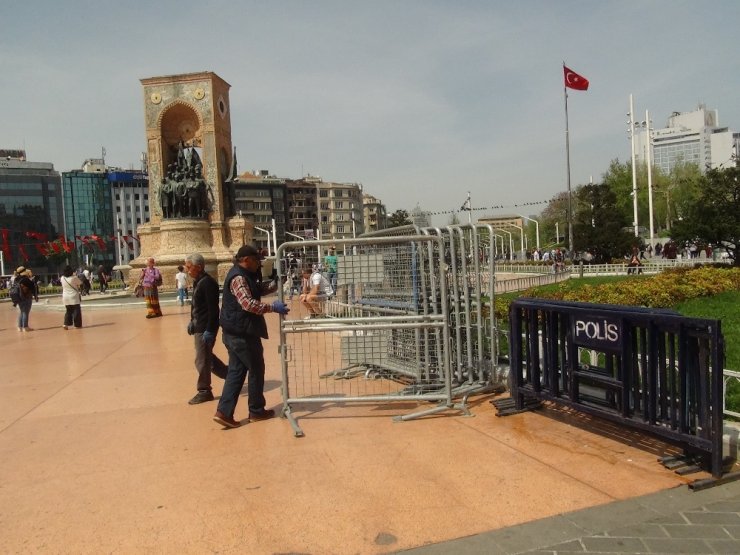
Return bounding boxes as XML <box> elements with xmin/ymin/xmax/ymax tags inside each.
<box><xmin>410</xmin><ymin>205</ymin><xmax>431</xmax><ymax>228</ymax></box>
<box><xmin>317</xmin><ymin>180</ymin><xmax>364</xmax><ymax>240</ymax></box>
<box><xmin>0</xmin><ymin>151</ymin><xmax>64</xmax><ymax>275</ymax></box>
<box><xmin>109</xmin><ymin>170</ymin><xmax>149</xmax><ymax>265</ymax></box>
<box><xmin>362</xmin><ymin>193</ymin><xmax>387</xmax><ymax>233</ymax></box>
<box><xmin>286</xmin><ymin>176</ymin><xmax>320</xmax><ymax>240</ymax></box>
<box><xmin>232</xmin><ymin>170</ymin><xmax>288</xmax><ymax>253</ymax></box>
<box><xmin>635</xmin><ymin>104</ymin><xmax>740</xmax><ymax>174</ymax></box>
<box><xmin>62</xmin><ymin>164</ymin><xmax>115</xmax><ymax>268</ymax></box>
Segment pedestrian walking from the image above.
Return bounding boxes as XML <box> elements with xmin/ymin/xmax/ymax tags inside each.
<box><xmin>213</xmin><ymin>245</ymin><xmax>289</xmax><ymax>428</ymax></box>
<box><xmin>140</xmin><ymin>257</ymin><xmax>163</xmax><ymax>318</ymax></box>
<box><xmin>184</xmin><ymin>253</ymin><xmax>228</xmax><ymax>404</ymax></box>
<box><xmin>61</xmin><ymin>265</ymin><xmax>83</xmax><ymax>329</ymax></box>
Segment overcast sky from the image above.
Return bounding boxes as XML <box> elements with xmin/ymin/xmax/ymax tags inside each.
<box><xmin>3</xmin><ymin>1</ymin><xmax>739</xmax><ymax>222</ymax></box>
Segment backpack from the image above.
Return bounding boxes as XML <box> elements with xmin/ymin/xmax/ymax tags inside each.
<box><xmin>9</xmin><ymin>281</ymin><xmax>24</xmax><ymax>304</ymax></box>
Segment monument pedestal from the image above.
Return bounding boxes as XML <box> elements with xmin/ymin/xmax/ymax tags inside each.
<box><xmin>128</xmin><ymin>217</ymin><xmax>253</xmax><ymax>287</ymax></box>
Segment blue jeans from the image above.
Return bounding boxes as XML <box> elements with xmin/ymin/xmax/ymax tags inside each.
<box><xmin>17</xmin><ymin>298</ymin><xmax>32</xmax><ymax>328</ymax></box>
<box><xmin>217</xmin><ymin>333</ymin><xmax>266</xmax><ymax>417</ymax></box>
<box><xmin>177</xmin><ymin>287</ymin><xmax>187</xmax><ymax>305</ymax></box>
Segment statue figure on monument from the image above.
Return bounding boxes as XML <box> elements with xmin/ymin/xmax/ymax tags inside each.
<box><xmin>159</xmin><ymin>178</ymin><xmax>173</xmax><ymax>218</ymax></box>
<box><xmin>159</xmin><ymin>142</ymin><xmax>215</xmax><ymax>220</ymax></box>
<box><xmin>221</xmin><ymin>146</ymin><xmax>239</xmax><ymax>218</ymax></box>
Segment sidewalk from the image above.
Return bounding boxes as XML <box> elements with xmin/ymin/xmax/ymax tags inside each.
<box><xmin>0</xmin><ymin>296</ymin><xmax>736</xmax><ymax>554</ymax></box>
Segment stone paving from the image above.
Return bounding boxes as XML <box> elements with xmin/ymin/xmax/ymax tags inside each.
<box><xmin>401</xmin><ymin>479</ymin><xmax>740</xmax><ymax>554</ymax></box>
<box><xmin>1</xmin><ymin>290</ymin><xmax>738</xmax><ymax>554</ymax></box>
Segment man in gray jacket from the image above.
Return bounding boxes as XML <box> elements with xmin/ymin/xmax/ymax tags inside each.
<box><xmin>185</xmin><ymin>253</ymin><xmax>228</xmax><ymax>405</ymax></box>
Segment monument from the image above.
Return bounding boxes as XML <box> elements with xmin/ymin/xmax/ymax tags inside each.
<box><xmin>129</xmin><ymin>71</ymin><xmax>251</xmax><ymax>286</ymax></box>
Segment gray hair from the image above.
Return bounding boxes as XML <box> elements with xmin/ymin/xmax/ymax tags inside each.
<box><xmin>185</xmin><ymin>253</ymin><xmax>205</xmax><ymax>267</ymax></box>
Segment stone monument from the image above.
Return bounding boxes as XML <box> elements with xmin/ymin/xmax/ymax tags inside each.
<box><xmin>130</xmin><ymin>71</ymin><xmax>252</xmax><ymax>286</ymax></box>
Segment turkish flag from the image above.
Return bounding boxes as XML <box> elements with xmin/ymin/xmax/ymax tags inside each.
<box><xmin>564</xmin><ymin>65</ymin><xmax>589</xmax><ymax>91</ymax></box>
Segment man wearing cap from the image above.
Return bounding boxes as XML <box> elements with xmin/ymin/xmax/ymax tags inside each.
<box><xmin>213</xmin><ymin>245</ymin><xmax>290</xmax><ymax>428</ymax></box>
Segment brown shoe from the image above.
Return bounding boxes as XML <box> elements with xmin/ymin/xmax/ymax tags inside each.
<box><xmin>248</xmin><ymin>408</ymin><xmax>276</xmax><ymax>421</ymax></box>
<box><xmin>213</xmin><ymin>411</ymin><xmax>241</xmax><ymax>428</ymax></box>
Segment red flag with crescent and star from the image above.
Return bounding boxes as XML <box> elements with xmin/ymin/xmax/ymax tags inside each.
<box><xmin>563</xmin><ymin>65</ymin><xmax>589</xmax><ymax>91</ymax></box>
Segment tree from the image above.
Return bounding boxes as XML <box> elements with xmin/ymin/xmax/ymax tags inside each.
<box><xmin>573</xmin><ymin>183</ymin><xmax>635</xmax><ymax>262</ymax></box>
<box><xmin>448</xmin><ymin>212</ymin><xmax>460</xmax><ymax>225</ymax></box>
<box><xmin>670</xmin><ymin>165</ymin><xmax>740</xmax><ymax>266</ymax></box>
<box><xmin>387</xmin><ymin>209</ymin><xmax>412</xmax><ymax>228</ymax></box>
<box><xmin>539</xmin><ymin>191</ymin><xmax>569</xmax><ymax>245</ymax></box>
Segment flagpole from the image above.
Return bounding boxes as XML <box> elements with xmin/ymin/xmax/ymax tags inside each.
<box><xmin>564</xmin><ymin>74</ymin><xmax>574</xmax><ymax>254</ymax></box>
<box><xmin>467</xmin><ymin>191</ymin><xmax>472</xmax><ymax>224</ymax></box>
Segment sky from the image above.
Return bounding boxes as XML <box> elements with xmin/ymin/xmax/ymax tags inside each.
<box><xmin>3</xmin><ymin>1</ymin><xmax>739</xmax><ymax>224</ymax></box>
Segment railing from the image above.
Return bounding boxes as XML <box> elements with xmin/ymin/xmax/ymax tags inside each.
<box><xmin>509</xmin><ymin>298</ymin><xmax>725</xmax><ymax>478</ymax></box>
<box><xmin>725</xmin><ymin>369</ymin><xmax>740</xmax><ymax>419</ymax></box>
<box><xmin>494</xmin><ymin>271</ymin><xmax>570</xmax><ymax>293</ymax></box>
<box><xmin>496</xmin><ymin>258</ymin><xmax>730</xmax><ymax>278</ymax></box>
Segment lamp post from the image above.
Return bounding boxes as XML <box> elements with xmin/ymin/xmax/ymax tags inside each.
<box><xmin>515</xmin><ymin>214</ymin><xmax>540</xmax><ymax>250</ymax></box>
<box><xmin>505</xmin><ymin>223</ymin><xmax>525</xmax><ymax>258</ymax></box>
<box><xmin>498</xmin><ymin>229</ymin><xmax>513</xmax><ymax>260</ymax></box>
<box><xmin>285</xmin><ymin>231</ymin><xmax>306</xmax><ymax>254</ymax></box>
<box><xmin>254</xmin><ymin>225</ymin><xmax>272</xmax><ymax>256</ymax></box>
<box><xmin>634</xmin><ymin>110</ymin><xmax>655</xmax><ymax>245</ymax></box>
<box><xmin>628</xmin><ymin>94</ymin><xmax>639</xmax><ymax>237</ymax></box>
<box><xmin>645</xmin><ymin>110</ymin><xmax>655</xmax><ymax>245</ymax></box>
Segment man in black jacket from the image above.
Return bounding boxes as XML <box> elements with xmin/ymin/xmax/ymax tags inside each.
<box><xmin>185</xmin><ymin>253</ymin><xmax>228</xmax><ymax>405</ymax></box>
<box><xmin>213</xmin><ymin>245</ymin><xmax>289</xmax><ymax>428</ymax></box>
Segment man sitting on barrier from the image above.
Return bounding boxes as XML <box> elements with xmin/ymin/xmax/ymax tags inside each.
<box><xmin>299</xmin><ymin>265</ymin><xmax>334</xmax><ymax>319</ymax></box>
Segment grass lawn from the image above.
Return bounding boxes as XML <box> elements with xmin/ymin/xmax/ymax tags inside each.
<box><xmin>676</xmin><ymin>291</ymin><xmax>740</xmax><ymax>370</ymax></box>
<box><xmin>497</xmin><ymin>275</ymin><xmax>740</xmax><ymax>414</ymax></box>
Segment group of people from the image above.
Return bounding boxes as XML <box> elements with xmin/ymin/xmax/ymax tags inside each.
<box><xmin>140</xmin><ymin>248</ymin><xmax>291</xmax><ymax>428</ymax></box>
<box><xmin>8</xmin><ymin>245</ymin><xmax>324</xmax><ymax>429</ymax></box>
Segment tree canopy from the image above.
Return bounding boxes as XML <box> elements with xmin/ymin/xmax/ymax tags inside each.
<box><xmin>573</xmin><ymin>183</ymin><xmax>635</xmax><ymax>262</ymax></box>
<box><xmin>670</xmin><ymin>165</ymin><xmax>740</xmax><ymax>265</ymax></box>
<box><xmin>387</xmin><ymin>209</ymin><xmax>412</xmax><ymax>228</ymax></box>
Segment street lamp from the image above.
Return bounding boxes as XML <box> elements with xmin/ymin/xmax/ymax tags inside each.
<box><xmin>504</xmin><ymin>223</ymin><xmax>525</xmax><ymax>258</ymax></box>
<box><xmin>498</xmin><ymin>229</ymin><xmax>513</xmax><ymax>260</ymax></box>
<box><xmin>515</xmin><ymin>214</ymin><xmax>540</xmax><ymax>250</ymax></box>
<box><xmin>628</xmin><ymin>94</ymin><xmax>639</xmax><ymax>237</ymax></box>
<box><xmin>635</xmin><ymin>110</ymin><xmax>655</xmax><ymax>245</ymax></box>
<box><xmin>254</xmin><ymin>225</ymin><xmax>272</xmax><ymax>256</ymax></box>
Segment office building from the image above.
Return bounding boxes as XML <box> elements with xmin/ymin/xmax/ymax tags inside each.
<box><xmin>110</xmin><ymin>170</ymin><xmax>149</xmax><ymax>265</ymax></box>
<box><xmin>232</xmin><ymin>170</ymin><xmax>288</xmax><ymax>253</ymax></box>
<box><xmin>62</xmin><ymin>161</ymin><xmax>115</xmax><ymax>268</ymax></box>
<box><xmin>635</xmin><ymin>104</ymin><xmax>740</xmax><ymax>174</ymax></box>
<box><xmin>0</xmin><ymin>150</ymin><xmax>64</xmax><ymax>275</ymax></box>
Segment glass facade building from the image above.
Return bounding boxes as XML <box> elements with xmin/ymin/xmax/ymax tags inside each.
<box><xmin>62</xmin><ymin>170</ymin><xmax>115</xmax><ymax>268</ymax></box>
<box><xmin>110</xmin><ymin>171</ymin><xmax>149</xmax><ymax>265</ymax></box>
<box><xmin>0</xmin><ymin>157</ymin><xmax>64</xmax><ymax>274</ymax></box>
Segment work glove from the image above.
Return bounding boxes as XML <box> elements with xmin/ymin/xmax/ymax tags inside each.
<box><xmin>201</xmin><ymin>330</ymin><xmax>216</xmax><ymax>346</ymax></box>
<box><xmin>271</xmin><ymin>300</ymin><xmax>290</xmax><ymax>315</ymax></box>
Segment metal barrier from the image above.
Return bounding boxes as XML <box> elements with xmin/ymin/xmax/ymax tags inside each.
<box><xmin>278</xmin><ymin>235</ymin><xmax>454</xmax><ymax>436</ymax></box>
<box><xmin>509</xmin><ymin>298</ymin><xmax>725</xmax><ymax>478</ymax></box>
<box><xmin>277</xmin><ymin>228</ymin><xmax>505</xmax><ymax>436</ymax></box>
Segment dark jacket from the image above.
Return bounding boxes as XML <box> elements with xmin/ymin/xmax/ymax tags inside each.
<box><xmin>18</xmin><ymin>276</ymin><xmax>39</xmax><ymax>301</ymax></box>
<box><xmin>190</xmin><ymin>271</ymin><xmax>220</xmax><ymax>334</ymax></box>
<box><xmin>220</xmin><ymin>264</ymin><xmax>268</xmax><ymax>339</ymax></box>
